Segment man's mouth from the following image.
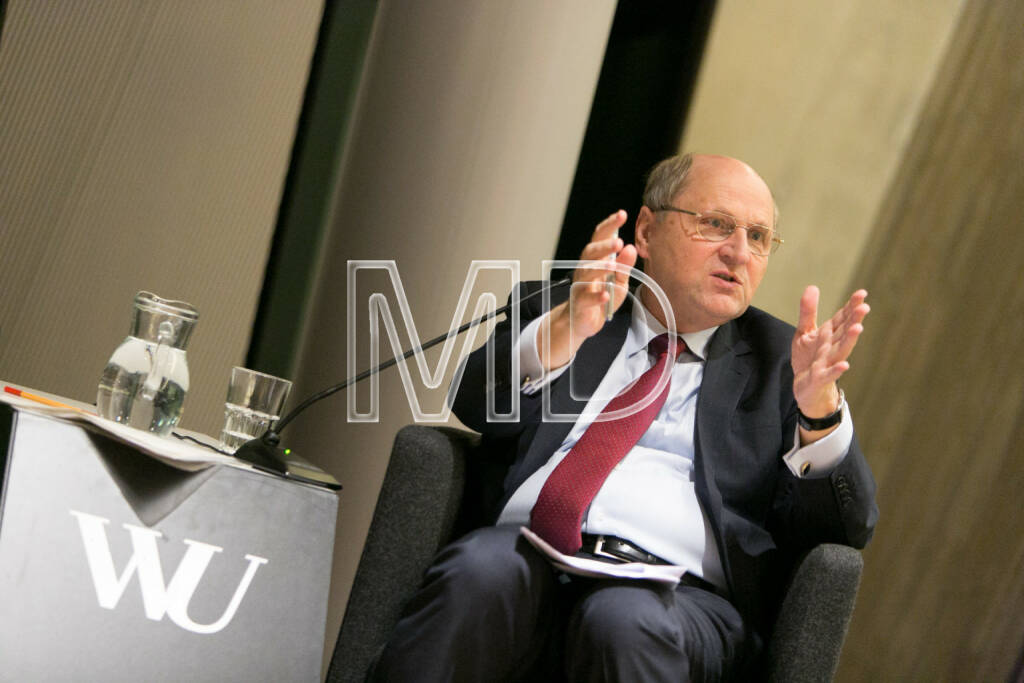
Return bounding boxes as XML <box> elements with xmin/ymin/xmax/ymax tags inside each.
<box><xmin>712</xmin><ymin>271</ymin><xmax>740</xmax><ymax>285</ymax></box>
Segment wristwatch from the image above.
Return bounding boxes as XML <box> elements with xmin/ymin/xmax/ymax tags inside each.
<box><xmin>797</xmin><ymin>389</ymin><xmax>845</xmax><ymax>431</ymax></box>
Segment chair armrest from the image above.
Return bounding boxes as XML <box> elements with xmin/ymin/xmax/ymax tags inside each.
<box><xmin>766</xmin><ymin>543</ymin><xmax>863</xmax><ymax>682</ymax></box>
<box><xmin>328</xmin><ymin>425</ymin><xmax>478</xmax><ymax>683</ymax></box>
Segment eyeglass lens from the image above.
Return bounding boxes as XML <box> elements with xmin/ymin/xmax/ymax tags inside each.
<box><xmin>696</xmin><ymin>213</ymin><xmax>775</xmax><ymax>254</ymax></box>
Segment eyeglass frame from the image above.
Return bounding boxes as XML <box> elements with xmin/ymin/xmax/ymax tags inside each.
<box><xmin>653</xmin><ymin>206</ymin><xmax>784</xmax><ymax>256</ymax></box>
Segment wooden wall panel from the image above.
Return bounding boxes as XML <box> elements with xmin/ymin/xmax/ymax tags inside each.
<box><xmin>837</xmin><ymin>0</ymin><xmax>1024</xmax><ymax>678</ymax></box>
<box><xmin>681</xmin><ymin>0</ymin><xmax>963</xmax><ymax>323</ymax></box>
<box><xmin>0</xmin><ymin>0</ymin><xmax>322</xmax><ymax>435</ymax></box>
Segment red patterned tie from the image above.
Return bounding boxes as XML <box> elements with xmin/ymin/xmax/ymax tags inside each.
<box><xmin>529</xmin><ymin>333</ymin><xmax>685</xmax><ymax>555</ymax></box>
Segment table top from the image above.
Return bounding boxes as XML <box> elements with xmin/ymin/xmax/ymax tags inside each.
<box><xmin>0</xmin><ymin>380</ymin><xmax>340</xmax><ymax>489</ymax></box>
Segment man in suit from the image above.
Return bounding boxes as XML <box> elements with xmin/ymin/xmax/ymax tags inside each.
<box><xmin>372</xmin><ymin>153</ymin><xmax>878</xmax><ymax>681</ymax></box>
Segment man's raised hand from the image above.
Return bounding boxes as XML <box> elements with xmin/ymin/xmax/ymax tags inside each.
<box><xmin>791</xmin><ymin>286</ymin><xmax>870</xmax><ymax>420</ymax></box>
<box><xmin>538</xmin><ymin>211</ymin><xmax>637</xmax><ymax>371</ymax></box>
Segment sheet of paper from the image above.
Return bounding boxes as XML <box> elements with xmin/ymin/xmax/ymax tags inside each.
<box><xmin>1</xmin><ymin>386</ymin><xmax>241</xmax><ymax>472</ymax></box>
<box><xmin>519</xmin><ymin>527</ymin><xmax>687</xmax><ymax>587</ymax></box>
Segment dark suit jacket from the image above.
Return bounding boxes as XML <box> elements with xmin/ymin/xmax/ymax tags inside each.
<box><xmin>451</xmin><ymin>281</ymin><xmax>879</xmax><ymax>636</ymax></box>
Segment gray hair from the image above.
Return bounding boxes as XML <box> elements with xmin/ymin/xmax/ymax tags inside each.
<box><xmin>642</xmin><ymin>153</ymin><xmax>695</xmax><ymax>211</ymax></box>
<box><xmin>641</xmin><ymin>153</ymin><xmax>780</xmax><ymax>229</ymax></box>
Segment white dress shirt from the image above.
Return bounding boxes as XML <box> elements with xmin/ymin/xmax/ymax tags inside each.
<box><xmin>496</xmin><ymin>299</ymin><xmax>853</xmax><ymax>589</ymax></box>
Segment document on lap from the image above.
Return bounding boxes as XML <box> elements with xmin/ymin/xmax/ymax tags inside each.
<box><xmin>520</xmin><ymin>527</ymin><xmax>688</xmax><ymax>586</ymax></box>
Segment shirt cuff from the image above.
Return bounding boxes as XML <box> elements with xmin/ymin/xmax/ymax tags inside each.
<box><xmin>782</xmin><ymin>403</ymin><xmax>854</xmax><ymax>478</ymax></box>
<box><xmin>516</xmin><ymin>315</ymin><xmax>571</xmax><ymax>395</ymax></box>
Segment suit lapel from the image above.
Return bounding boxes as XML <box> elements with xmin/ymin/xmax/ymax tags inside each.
<box><xmin>696</xmin><ymin>318</ymin><xmax>753</xmax><ymax>440</ymax></box>
<box><xmin>693</xmin><ymin>318</ymin><xmax>753</xmax><ymax>597</ymax></box>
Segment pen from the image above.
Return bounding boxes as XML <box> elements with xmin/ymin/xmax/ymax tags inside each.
<box><xmin>605</xmin><ymin>230</ymin><xmax>618</xmax><ymax>321</ymax></box>
<box><xmin>3</xmin><ymin>386</ymin><xmax>89</xmax><ymax>413</ymax></box>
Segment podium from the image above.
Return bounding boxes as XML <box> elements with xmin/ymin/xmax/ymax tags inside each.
<box><xmin>0</xmin><ymin>403</ymin><xmax>338</xmax><ymax>682</ymax></box>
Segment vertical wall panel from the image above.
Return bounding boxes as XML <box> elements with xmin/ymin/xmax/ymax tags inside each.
<box><xmin>672</xmin><ymin>0</ymin><xmax>1024</xmax><ymax>678</ymax></box>
<box><xmin>282</xmin><ymin>0</ymin><xmax>617</xmax><ymax>668</ymax></box>
<box><xmin>837</xmin><ymin>0</ymin><xmax>1024</xmax><ymax>678</ymax></box>
<box><xmin>681</xmin><ymin>0</ymin><xmax>964</xmax><ymax>322</ymax></box>
<box><xmin>0</xmin><ymin>0</ymin><xmax>322</xmax><ymax>436</ymax></box>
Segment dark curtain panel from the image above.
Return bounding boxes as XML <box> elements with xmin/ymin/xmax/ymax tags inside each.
<box><xmin>0</xmin><ymin>0</ymin><xmax>8</xmax><ymax>51</ymax></box>
<box><xmin>246</xmin><ymin>0</ymin><xmax>379</xmax><ymax>378</ymax></box>
<box><xmin>554</xmin><ymin>0</ymin><xmax>716</xmax><ymax>262</ymax></box>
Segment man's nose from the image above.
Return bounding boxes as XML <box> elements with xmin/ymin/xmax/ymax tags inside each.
<box><xmin>719</xmin><ymin>228</ymin><xmax>751</xmax><ymax>264</ymax></box>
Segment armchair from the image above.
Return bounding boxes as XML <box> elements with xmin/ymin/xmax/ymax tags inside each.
<box><xmin>327</xmin><ymin>425</ymin><xmax>863</xmax><ymax>682</ymax></box>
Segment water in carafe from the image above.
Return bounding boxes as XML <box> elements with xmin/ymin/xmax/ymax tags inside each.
<box><xmin>97</xmin><ymin>292</ymin><xmax>198</xmax><ymax>436</ymax></box>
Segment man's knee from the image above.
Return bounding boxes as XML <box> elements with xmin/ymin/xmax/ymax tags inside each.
<box><xmin>571</xmin><ymin>582</ymin><xmax>681</xmax><ymax>655</ymax></box>
<box><xmin>569</xmin><ymin>583</ymin><xmax>754</xmax><ymax>682</ymax></box>
<box><xmin>375</xmin><ymin>526</ymin><xmax>561</xmax><ymax>682</ymax></box>
<box><xmin>423</xmin><ymin>526</ymin><xmax>553</xmax><ymax>607</ymax></box>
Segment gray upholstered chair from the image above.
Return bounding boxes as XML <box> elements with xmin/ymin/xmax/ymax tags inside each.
<box><xmin>327</xmin><ymin>425</ymin><xmax>863</xmax><ymax>682</ymax></box>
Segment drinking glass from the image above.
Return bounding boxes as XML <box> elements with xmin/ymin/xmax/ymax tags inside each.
<box><xmin>220</xmin><ymin>367</ymin><xmax>292</xmax><ymax>452</ymax></box>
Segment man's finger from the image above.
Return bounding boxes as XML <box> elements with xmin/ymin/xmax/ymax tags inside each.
<box><xmin>830</xmin><ymin>323</ymin><xmax>865</xmax><ymax>364</ymax></box>
<box><xmin>832</xmin><ymin>290</ymin><xmax>867</xmax><ymax>327</ymax></box>
<box><xmin>818</xmin><ymin>361</ymin><xmax>850</xmax><ymax>387</ymax></box>
<box><xmin>830</xmin><ymin>302</ymin><xmax>869</xmax><ymax>346</ymax></box>
<box><xmin>569</xmin><ymin>280</ymin><xmax>611</xmax><ymax>310</ymax></box>
<box><xmin>580</xmin><ymin>235</ymin><xmax>624</xmax><ymax>263</ymax></box>
<box><xmin>614</xmin><ymin>245</ymin><xmax>638</xmax><ymax>282</ymax></box>
<box><xmin>797</xmin><ymin>286</ymin><xmax>819</xmax><ymax>334</ymax></box>
<box><xmin>594</xmin><ymin>209</ymin><xmax>628</xmax><ymax>235</ymax></box>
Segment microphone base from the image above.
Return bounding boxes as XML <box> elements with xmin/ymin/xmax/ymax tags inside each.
<box><xmin>233</xmin><ymin>436</ymin><xmax>289</xmax><ymax>476</ymax></box>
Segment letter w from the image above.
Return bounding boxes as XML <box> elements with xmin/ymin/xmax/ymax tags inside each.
<box><xmin>70</xmin><ymin>510</ymin><xmax>268</xmax><ymax>635</ymax></box>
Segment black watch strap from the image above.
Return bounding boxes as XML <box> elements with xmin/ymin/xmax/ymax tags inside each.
<box><xmin>798</xmin><ymin>389</ymin><xmax>845</xmax><ymax>431</ymax></box>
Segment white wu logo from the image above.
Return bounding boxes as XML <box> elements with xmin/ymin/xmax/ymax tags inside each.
<box><xmin>70</xmin><ymin>510</ymin><xmax>269</xmax><ymax>634</ymax></box>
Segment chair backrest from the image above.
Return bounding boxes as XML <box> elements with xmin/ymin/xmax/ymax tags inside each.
<box><xmin>327</xmin><ymin>426</ymin><xmax>477</xmax><ymax>683</ymax></box>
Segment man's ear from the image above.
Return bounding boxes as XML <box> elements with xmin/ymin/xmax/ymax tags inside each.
<box><xmin>634</xmin><ymin>206</ymin><xmax>655</xmax><ymax>259</ymax></box>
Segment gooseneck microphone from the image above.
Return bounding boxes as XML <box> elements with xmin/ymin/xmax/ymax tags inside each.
<box><xmin>233</xmin><ymin>277</ymin><xmax>572</xmax><ymax>477</ymax></box>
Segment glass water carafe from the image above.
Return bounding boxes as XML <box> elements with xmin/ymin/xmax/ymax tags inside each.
<box><xmin>97</xmin><ymin>291</ymin><xmax>199</xmax><ymax>436</ymax></box>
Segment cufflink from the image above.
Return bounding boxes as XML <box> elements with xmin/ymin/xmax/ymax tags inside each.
<box><xmin>800</xmin><ymin>461</ymin><xmax>812</xmax><ymax>476</ymax></box>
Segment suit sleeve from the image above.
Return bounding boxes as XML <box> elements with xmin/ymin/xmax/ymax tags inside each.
<box><xmin>770</xmin><ymin>411</ymin><xmax>879</xmax><ymax>550</ymax></box>
<box><xmin>753</xmin><ymin>311</ymin><xmax>878</xmax><ymax>551</ymax></box>
<box><xmin>450</xmin><ymin>281</ymin><xmax>559</xmax><ymax>438</ymax></box>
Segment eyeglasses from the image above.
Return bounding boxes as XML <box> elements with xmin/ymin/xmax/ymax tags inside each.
<box><xmin>655</xmin><ymin>206</ymin><xmax>783</xmax><ymax>256</ymax></box>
